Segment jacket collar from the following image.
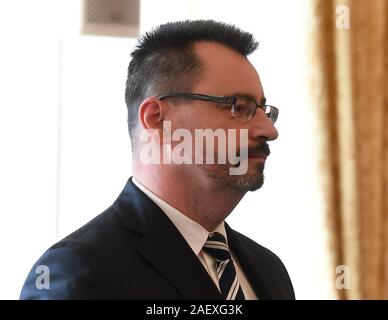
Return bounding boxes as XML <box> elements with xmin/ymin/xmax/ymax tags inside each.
<box><xmin>113</xmin><ymin>177</ymin><xmax>273</xmax><ymax>299</ymax></box>
<box><xmin>225</xmin><ymin>224</ymin><xmax>275</xmax><ymax>299</ymax></box>
<box><xmin>113</xmin><ymin>177</ymin><xmax>222</xmax><ymax>299</ymax></box>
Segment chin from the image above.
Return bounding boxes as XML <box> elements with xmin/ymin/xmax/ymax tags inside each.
<box><xmin>231</xmin><ymin>174</ymin><xmax>265</xmax><ymax>192</ymax></box>
<box><xmin>204</xmin><ymin>166</ymin><xmax>265</xmax><ymax>193</ymax></box>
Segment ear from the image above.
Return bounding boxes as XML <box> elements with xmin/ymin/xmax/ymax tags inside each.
<box><xmin>138</xmin><ymin>96</ymin><xmax>166</xmax><ymax>144</ymax></box>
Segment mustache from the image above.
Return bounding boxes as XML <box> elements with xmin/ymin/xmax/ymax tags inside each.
<box><xmin>236</xmin><ymin>142</ymin><xmax>271</xmax><ymax>158</ymax></box>
<box><xmin>250</xmin><ymin>142</ymin><xmax>271</xmax><ymax>157</ymax></box>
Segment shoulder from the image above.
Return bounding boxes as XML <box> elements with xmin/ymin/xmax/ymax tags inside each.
<box><xmin>233</xmin><ymin>229</ymin><xmax>285</xmax><ymax>266</ymax></box>
<box><xmin>20</xmin><ymin>245</ymin><xmax>115</xmax><ymax>299</ymax></box>
<box><xmin>20</xmin><ymin>206</ymin><xmax>134</xmax><ymax>299</ymax></box>
<box><xmin>231</xmin><ymin>228</ymin><xmax>296</xmax><ymax>299</ymax></box>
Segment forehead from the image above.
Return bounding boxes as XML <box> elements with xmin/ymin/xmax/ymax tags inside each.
<box><xmin>192</xmin><ymin>41</ymin><xmax>263</xmax><ymax>101</ymax></box>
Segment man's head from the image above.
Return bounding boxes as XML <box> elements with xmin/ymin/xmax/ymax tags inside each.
<box><xmin>125</xmin><ymin>20</ymin><xmax>278</xmax><ymax>193</ymax></box>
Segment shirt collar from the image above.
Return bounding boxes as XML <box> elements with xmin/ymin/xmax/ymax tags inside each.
<box><xmin>132</xmin><ymin>177</ymin><xmax>227</xmax><ymax>256</ymax></box>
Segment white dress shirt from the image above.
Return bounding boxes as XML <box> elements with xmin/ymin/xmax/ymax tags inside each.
<box><xmin>132</xmin><ymin>177</ymin><xmax>258</xmax><ymax>299</ymax></box>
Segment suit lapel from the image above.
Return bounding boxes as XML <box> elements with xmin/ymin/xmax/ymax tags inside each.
<box><xmin>225</xmin><ymin>223</ymin><xmax>274</xmax><ymax>299</ymax></box>
<box><xmin>114</xmin><ymin>177</ymin><xmax>222</xmax><ymax>299</ymax></box>
<box><xmin>135</xmin><ymin>210</ymin><xmax>223</xmax><ymax>299</ymax></box>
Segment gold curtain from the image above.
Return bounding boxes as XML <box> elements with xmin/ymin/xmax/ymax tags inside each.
<box><xmin>311</xmin><ymin>0</ymin><xmax>388</xmax><ymax>299</ymax></box>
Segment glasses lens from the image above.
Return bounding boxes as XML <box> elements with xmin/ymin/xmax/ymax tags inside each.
<box><xmin>231</xmin><ymin>97</ymin><xmax>256</xmax><ymax>120</ymax></box>
<box><xmin>264</xmin><ymin>105</ymin><xmax>278</xmax><ymax>123</ymax></box>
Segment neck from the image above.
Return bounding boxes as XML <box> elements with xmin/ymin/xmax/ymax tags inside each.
<box><xmin>133</xmin><ymin>161</ymin><xmax>245</xmax><ymax>232</ymax></box>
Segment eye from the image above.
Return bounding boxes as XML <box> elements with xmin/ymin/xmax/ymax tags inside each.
<box><xmin>232</xmin><ymin>102</ymin><xmax>244</xmax><ymax>114</ymax></box>
<box><xmin>231</xmin><ymin>102</ymin><xmax>248</xmax><ymax>118</ymax></box>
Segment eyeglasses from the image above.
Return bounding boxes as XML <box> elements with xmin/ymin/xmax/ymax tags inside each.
<box><xmin>156</xmin><ymin>92</ymin><xmax>279</xmax><ymax>124</ymax></box>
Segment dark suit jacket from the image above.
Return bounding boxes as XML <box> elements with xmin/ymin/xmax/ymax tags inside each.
<box><xmin>20</xmin><ymin>177</ymin><xmax>295</xmax><ymax>299</ymax></box>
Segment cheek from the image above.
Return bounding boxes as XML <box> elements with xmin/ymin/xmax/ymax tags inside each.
<box><xmin>181</xmin><ymin>109</ymin><xmax>214</xmax><ymax>129</ymax></box>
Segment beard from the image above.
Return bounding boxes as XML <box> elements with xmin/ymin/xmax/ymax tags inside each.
<box><xmin>167</xmin><ymin>120</ymin><xmax>270</xmax><ymax>192</ymax></box>
<box><xmin>199</xmin><ymin>161</ymin><xmax>265</xmax><ymax>193</ymax></box>
<box><xmin>189</xmin><ymin>140</ymin><xmax>269</xmax><ymax>193</ymax></box>
<box><xmin>199</xmin><ymin>140</ymin><xmax>269</xmax><ymax>193</ymax></box>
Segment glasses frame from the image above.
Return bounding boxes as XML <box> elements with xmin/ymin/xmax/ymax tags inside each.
<box><xmin>156</xmin><ymin>92</ymin><xmax>279</xmax><ymax>123</ymax></box>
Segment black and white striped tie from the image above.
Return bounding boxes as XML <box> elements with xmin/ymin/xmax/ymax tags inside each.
<box><xmin>203</xmin><ymin>232</ymin><xmax>245</xmax><ymax>300</ymax></box>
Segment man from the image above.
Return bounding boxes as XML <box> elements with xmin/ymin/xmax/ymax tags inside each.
<box><xmin>20</xmin><ymin>20</ymin><xmax>295</xmax><ymax>300</ymax></box>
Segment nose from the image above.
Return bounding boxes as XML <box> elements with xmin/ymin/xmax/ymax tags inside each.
<box><xmin>249</xmin><ymin>108</ymin><xmax>278</xmax><ymax>141</ymax></box>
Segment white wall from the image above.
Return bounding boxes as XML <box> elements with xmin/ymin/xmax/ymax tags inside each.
<box><xmin>0</xmin><ymin>0</ymin><xmax>335</xmax><ymax>299</ymax></box>
<box><xmin>0</xmin><ymin>0</ymin><xmax>133</xmax><ymax>299</ymax></box>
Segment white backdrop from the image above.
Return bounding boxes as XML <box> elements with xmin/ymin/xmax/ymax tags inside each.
<box><xmin>0</xmin><ymin>0</ymin><xmax>334</xmax><ymax>299</ymax></box>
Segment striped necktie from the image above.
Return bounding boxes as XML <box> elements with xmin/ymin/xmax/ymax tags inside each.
<box><xmin>202</xmin><ymin>232</ymin><xmax>245</xmax><ymax>300</ymax></box>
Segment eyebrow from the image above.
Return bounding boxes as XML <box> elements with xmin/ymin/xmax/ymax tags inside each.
<box><xmin>230</xmin><ymin>92</ymin><xmax>266</xmax><ymax>105</ymax></box>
